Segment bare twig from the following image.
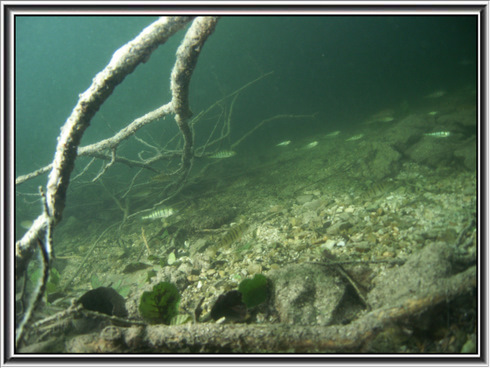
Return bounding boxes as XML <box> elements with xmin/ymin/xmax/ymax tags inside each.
<box><xmin>231</xmin><ymin>113</ymin><xmax>317</xmax><ymax>149</ymax></box>
<box><xmin>71</xmin><ymin>157</ymin><xmax>96</xmax><ymax>181</ymax></box>
<box><xmin>141</xmin><ymin>227</ymin><xmax>151</xmax><ymax>255</ymax></box>
<box><xmin>121</xmin><ymin>168</ymin><xmax>144</xmax><ymax>199</ymax></box>
<box><xmin>61</xmin><ymin>223</ymin><xmax>119</xmax><ymax>292</ymax></box>
<box><xmin>92</xmin><ymin>149</ymin><xmax>116</xmax><ymax>182</ymax></box>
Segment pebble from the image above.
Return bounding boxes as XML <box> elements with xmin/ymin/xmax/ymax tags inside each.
<box><xmin>297</xmin><ymin>194</ymin><xmax>313</xmax><ymax>204</ymax></box>
<box><xmin>321</xmin><ymin>239</ymin><xmax>337</xmax><ymax>250</ymax></box>
<box><xmin>303</xmin><ymin>199</ymin><xmax>323</xmax><ymax>211</ymax></box>
<box><xmin>187</xmin><ymin>275</ymin><xmax>199</xmax><ymax>282</ymax></box>
<box><xmin>353</xmin><ymin>242</ymin><xmax>370</xmax><ymax>253</ymax></box>
<box><xmin>247</xmin><ymin>263</ymin><xmax>262</xmax><ymax>274</ymax></box>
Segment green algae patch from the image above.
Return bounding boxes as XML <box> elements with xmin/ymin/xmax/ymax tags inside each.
<box><xmin>238</xmin><ymin>274</ymin><xmax>270</xmax><ymax>308</ymax></box>
<box><xmin>139</xmin><ymin>282</ymin><xmax>180</xmax><ymax>324</ymax></box>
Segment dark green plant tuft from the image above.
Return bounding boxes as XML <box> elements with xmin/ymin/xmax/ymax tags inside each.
<box><xmin>238</xmin><ymin>274</ymin><xmax>270</xmax><ymax>309</ymax></box>
<box><xmin>139</xmin><ymin>282</ymin><xmax>180</xmax><ymax>324</ymax></box>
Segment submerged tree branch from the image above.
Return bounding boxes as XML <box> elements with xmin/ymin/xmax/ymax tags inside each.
<box><xmin>60</xmin><ymin>265</ymin><xmax>476</xmax><ymax>353</ymax></box>
<box><xmin>15</xmin><ymin>16</ymin><xmax>195</xmax><ymax>345</ymax></box>
<box><xmin>170</xmin><ymin>16</ymin><xmax>219</xmax><ymax>181</ymax></box>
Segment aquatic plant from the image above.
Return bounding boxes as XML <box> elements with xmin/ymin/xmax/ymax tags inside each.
<box><xmin>238</xmin><ymin>274</ymin><xmax>270</xmax><ymax>309</ymax></box>
<box><xmin>139</xmin><ymin>282</ymin><xmax>180</xmax><ymax>325</ymax></box>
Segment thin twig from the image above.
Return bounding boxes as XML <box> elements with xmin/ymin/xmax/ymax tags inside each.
<box><xmin>141</xmin><ymin>227</ymin><xmax>151</xmax><ymax>255</ymax></box>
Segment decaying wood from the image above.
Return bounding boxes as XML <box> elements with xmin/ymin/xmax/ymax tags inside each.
<box><xmin>64</xmin><ymin>265</ymin><xmax>475</xmax><ymax>353</ymax></box>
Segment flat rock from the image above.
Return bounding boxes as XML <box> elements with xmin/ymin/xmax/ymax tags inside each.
<box><xmin>268</xmin><ymin>264</ymin><xmax>346</xmax><ymax>326</ymax></box>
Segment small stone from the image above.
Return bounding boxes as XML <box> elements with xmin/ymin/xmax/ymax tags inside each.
<box><xmin>303</xmin><ymin>199</ymin><xmax>323</xmax><ymax>211</ymax></box>
<box><xmin>382</xmin><ymin>251</ymin><xmax>395</xmax><ymax>258</ymax></box>
<box><xmin>187</xmin><ymin>275</ymin><xmax>199</xmax><ymax>282</ymax></box>
<box><xmin>247</xmin><ymin>263</ymin><xmax>262</xmax><ymax>275</ymax></box>
<box><xmin>366</xmin><ymin>233</ymin><xmax>377</xmax><ymax>243</ymax></box>
<box><xmin>350</xmin><ymin>232</ymin><xmax>363</xmax><ymax>242</ymax></box>
<box><xmin>353</xmin><ymin>242</ymin><xmax>371</xmax><ymax>252</ymax></box>
<box><xmin>321</xmin><ymin>239</ymin><xmax>336</xmax><ymax>250</ymax></box>
<box><xmin>337</xmin><ymin>240</ymin><xmax>346</xmax><ymax>247</ymax></box>
<box><xmin>100</xmin><ymin>326</ymin><xmax>121</xmax><ymax>342</ymax></box>
<box><xmin>297</xmin><ymin>194</ymin><xmax>313</xmax><ymax>204</ymax></box>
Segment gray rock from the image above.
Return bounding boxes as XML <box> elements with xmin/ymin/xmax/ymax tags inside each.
<box><xmin>268</xmin><ymin>264</ymin><xmax>346</xmax><ymax>326</ymax></box>
<box><xmin>302</xmin><ymin>199</ymin><xmax>323</xmax><ymax>212</ymax></box>
<box><xmin>296</xmin><ymin>194</ymin><xmax>314</xmax><ymax>205</ymax></box>
<box><xmin>405</xmin><ymin>137</ymin><xmax>456</xmax><ymax>168</ymax></box>
<box><xmin>369</xmin><ymin>143</ymin><xmax>402</xmax><ymax>180</ymax></box>
<box><xmin>454</xmin><ymin>141</ymin><xmax>477</xmax><ymax>171</ymax></box>
<box><xmin>367</xmin><ymin>242</ymin><xmax>457</xmax><ymax>309</ymax></box>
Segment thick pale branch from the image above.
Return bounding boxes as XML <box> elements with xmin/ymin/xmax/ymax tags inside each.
<box><xmin>16</xmin><ymin>103</ymin><xmax>173</xmax><ymax>185</ymax></box>
<box><xmin>64</xmin><ymin>265</ymin><xmax>475</xmax><ymax>353</ymax></box>
<box><xmin>46</xmin><ymin>17</ymin><xmax>191</xmax><ymax>224</ymax></box>
<box><xmin>80</xmin><ymin>103</ymin><xmax>173</xmax><ymax>154</ymax></box>
<box><xmin>171</xmin><ymin>16</ymin><xmax>219</xmax><ymax>175</ymax></box>
<box><xmin>16</xmin><ymin>17</ymin><xmax>192</xmax><ymax>263</ymax></box>
<box><xmin>14</xmin><ymin>16</ymin><xmax>194</xmax><ymax>345</ymax></box>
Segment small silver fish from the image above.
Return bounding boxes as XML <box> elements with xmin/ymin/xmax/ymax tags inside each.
<box><xmin>141</xmin><ymin>208</ymin><xmax>175</xmax><ymax>220</ymax></box>
<box><xmin>425</xmin><ymin>90</ymin><xmax>446</xmax><ymax>98</ymax></box>
<box><xmin>305</xmin><ymin>141</ymin><xmax>318</xmax><ymax>149</ymax></box>
<box><xmin>378</xmin><ymin>116</ymin><xmax>395</xmax><ymax>123</ymax></box>
<box><xmin>424</xmin><ymin>131</ymin><xmax>451</xmax><ymax>138</ymax></box>
<box><xmin>276</xmin><ymin>140</ymin><xmax>291</xmax><ymax>146</ymax></box>
<box><xmin>325</xmin><ymin>130</ymin><xmax>340</xmax><ymax>137</ymax></box>
<box><xmin>346</xmin><ymin>134</ymin><xmax>364</xmax><ymax>142</ymax></box>
<box><xmin>427</xmin><ymin>111</ymin><xmax>438</xmax><ymax>116</ymax></box>
<box><xmin>209</xmin><ymin>150</ymin><xmax>236</xmax><ymax>159</ymax></box>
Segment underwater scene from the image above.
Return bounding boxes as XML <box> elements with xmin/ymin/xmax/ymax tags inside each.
<box><xmin>14</xmin><ymin>16</ymin><xmax>477</xmax><ymax>354</ymax></box>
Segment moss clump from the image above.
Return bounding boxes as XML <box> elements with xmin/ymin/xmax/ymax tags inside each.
<box><xmin>139</xmin><ymin>282</ymin><xmax>180</xmax><ymax>324</ymax></box>
<box><xmin>238</xmin><ymin>274</ymin><xmax>270</xmax><ymax>309</ymax></box>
